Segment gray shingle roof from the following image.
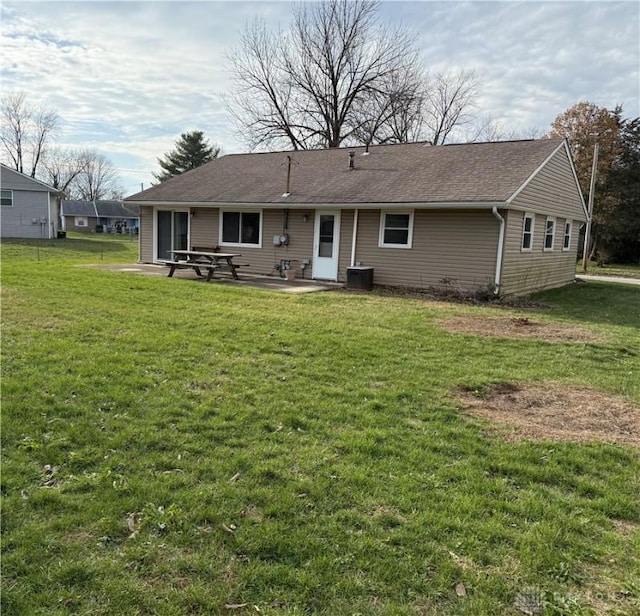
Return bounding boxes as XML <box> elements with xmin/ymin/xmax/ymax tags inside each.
<box><xmin>61</xmin><ymin>200</ymin><xmax>97</xmax><ymax>216</ymax></box>
<box><xmin>95</xmin><ymin>201</ymin><xmax>139</xmax><ymax>218</ymax></box>
<box><xmin>125</xmin><ymin>139</ymin><xmax>564</xmax><ymax>205</ymax></box>
<box><xmin>61</xmin><ymin>200</ymin><xmax>139</xmax><ymax>218</ymax></box>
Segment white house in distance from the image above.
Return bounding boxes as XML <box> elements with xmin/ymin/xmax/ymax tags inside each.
<box><xmin>0</xmin><ymin>163</ymin><xmax>63</xmax><ymax>239</ymax></box>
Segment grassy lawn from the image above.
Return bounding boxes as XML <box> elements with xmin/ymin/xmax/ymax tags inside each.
<box><xmin>577</xmin><ymin>260</ymin><xmax>640</xmax><ymax>279</ymax></box>
<box><xmin>2</xmin><ymin>237</ymin><xmax>639</xmax><ymax>615</ymax></box>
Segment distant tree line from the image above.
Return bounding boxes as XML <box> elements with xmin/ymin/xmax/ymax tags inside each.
<box><xmin>550</xmin><ymin>101</ymin><xmax>640</xmax><ymax>264</ymax></box>
<box><xmin>0</xmin><ymin>91</ymin><xmax>123</xmax><ymax>200</ymax></box>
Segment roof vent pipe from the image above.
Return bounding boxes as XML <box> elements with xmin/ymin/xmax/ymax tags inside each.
<box><xmin>282</xmin><ymin>154</ymin><xmax>297</xmax><ymax>197</ymax></box>
<box><xmin>348</xmin><ymin>151</ymin><xmax>355</xmax><ymax>170</ymax></box>
<box><xmin>285</xmin><ymin>155</ymin><xmax>292</xmax><ymax>193</ymax></box>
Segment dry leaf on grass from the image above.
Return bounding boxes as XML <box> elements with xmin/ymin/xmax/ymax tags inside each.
<box><xmin>220</xmin><ymin>523</ymin><xmax>237</xmax><ymax>534</ymax></box>
<box><xmin>127</xmin><ymin>513</ymin><xmax>137</xmax><ymax>533</ymax></box>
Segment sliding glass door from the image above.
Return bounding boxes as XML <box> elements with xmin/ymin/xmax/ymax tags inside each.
<box><xmin>157</xmin><ymin>210</ymin><xmax>189</xmax><ymax>261</ymax></box>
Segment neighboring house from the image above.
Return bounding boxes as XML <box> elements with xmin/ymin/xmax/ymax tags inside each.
<box><xmin>61</xmin><ymin>200</ymin><xmax>140</xmax><ymax>233</ymax></box>
<box><xmin>96</xmin><ymin>200</ymin><xmax>139</xmax><ymax>234</ymax></box>
<box><xmin>61</xmin><ymin>200</ymin><xmax>98</xmax><ymax>232</ymax></box>
<box><xmin>0</xmin><ymin>163</ymin><xmax>63</xmax><ymax>239</ymax></box>
<box><xmin>125</xmin><ymin>139</ymin><xmax>587</xmax><ymax>296</ymax></box>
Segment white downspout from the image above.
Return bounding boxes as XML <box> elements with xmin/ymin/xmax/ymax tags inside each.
<box><xmin>47</xmin><ymin>192</ymin><xmax>52</xmax><ymax>238</ymax></box>
<box><xmin>492</xmin><ymin>206</ymin><xmax>505</xmax><ymax>295</ymax></box>
<box><xmin>350</xmin><ymin>208</ymin><xmax>359</xmax><ymax>267</ymax></box>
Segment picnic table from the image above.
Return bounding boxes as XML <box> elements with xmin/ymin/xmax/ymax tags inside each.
<box><xmin>167</xmin><ymin>250</ymin><xmax>243</xmax><ymax>281</ymax></box>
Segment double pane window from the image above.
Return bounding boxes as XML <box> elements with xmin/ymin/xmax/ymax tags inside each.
<box><xmin>544</xmin><ymin>217</ymin><xmax>555</xmax><ymax>251</ymax></box>
<box><xmin>1</xmin><ymin>190</ymin><xmax>13</xmax><ymax>206</ymax></box>
<box><xmin>221</xmin><ymin>211</ymin><xmax>261</xmax><ymax>246</ymax></box>
<box><xmin>522</xmin><ymin>213</ymin><xmax>534</xmax><ymax>250</ymax></box>
<box><xmin>379</xmin><ymin>211</ymin><xmax>413</xmax><ymax>248</ymax></box>
<box><xmin>563</xmin><ymin>221</ymin><xmax>572</xmax><ymax>250</ymax></box>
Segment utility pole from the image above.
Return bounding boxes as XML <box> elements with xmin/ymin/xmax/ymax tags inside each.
<box><xmin>582</xmin><ymin>139</ymin><xmax>599</xmax><ymax>273</ymax></box>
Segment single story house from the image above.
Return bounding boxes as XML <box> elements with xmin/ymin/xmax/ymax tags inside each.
<box><xmin>1</xmin><ymin>163</ymin><xmax>63</xmax><ymax>239</ymax></box>
<box><xmin>61</xmin><ymin>200</ymin><xmax>140</xmax><ymax>233</ymax></box>
<box><xmin>124</xmin><ymin>138</ymin><xmax>587</xmax><ymax>296</ymax></box>
<box><xmin>60</xmin><ymin>200</ymin><xmax>99</xmax><ymax>232</ymax></box>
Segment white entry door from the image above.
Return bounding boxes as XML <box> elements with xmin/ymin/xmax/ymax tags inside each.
<box><xmin>313</xmin><ymin>210</ymin><xmax>340</xmax><ymax>280</ymax></box>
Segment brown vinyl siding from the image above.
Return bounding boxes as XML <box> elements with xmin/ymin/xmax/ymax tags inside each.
<box><xmin>500</xmin><ymin>147</ymin><xmax>584</xmax><ymax>295</ymax></box>
<box><xmin>205</xmin><ymin>208</ymin><xmax>316</xmax><ymax>277</ymax></box>
<box><xmin>510</xmin><ymin>146</ymin><xmax>586</xmax><ymax>221</ymax></box>
<box><xmin>190</xmin><ymin>207</ymin><xmax>218</xmax><ymax>248</ymax></box>
<box><xmin>279</xmin><ymin>208</ymin><xmax>316</xmax><ymax>278</ymax></box>
<box><xmin>162</xmin><ymin>206</ymin><xmax>318</xmax><ymax>277</ymax></box>
<box><xmin>353</xmin><ymin>209</ymin><xmax>498</xmax><ymax>291</ymax></box>
<box><xmin>338</xmin><ymin>210</ymin><xmax>355</xmax><ymax>281</ymax></box>
<box><xmin>500</xmin><ymin>210</ymin><xmax>579</xmax><ymax>295</ymax></box>
<box><xmin>139</xmin><ymin>206</ymin><xmax>154</xmax><ymax>262</ymax></box>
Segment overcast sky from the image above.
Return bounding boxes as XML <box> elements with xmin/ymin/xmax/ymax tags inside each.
<box><xmin>1</xmin><ymin>0</ymin><xmax>638</xmax><ymax>196</ymax></box>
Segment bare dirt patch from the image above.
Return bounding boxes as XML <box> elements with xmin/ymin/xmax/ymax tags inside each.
<box><xmin>440</xmin><ymin>315</ymin><xmax>601</xmax><ymax>343</ymax></box>
<box><xmin>610</xmin><ymin>519</ymin><xmax>639</xmax><ymax>537</ymax></box>
<box><xmin>457</xmin><ymin>382</ymin><xmax>639</xmax><ymax>446</ymax></box>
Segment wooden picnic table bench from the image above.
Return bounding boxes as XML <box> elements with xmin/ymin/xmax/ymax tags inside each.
<box><xmin>167</xmin><ymin>250</ymin><xmax>244</xmax><ymax>281</ymax></box>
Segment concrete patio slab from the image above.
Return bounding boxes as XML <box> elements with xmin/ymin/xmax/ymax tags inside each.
<box><xmin>81</xmin><ymin>263</ymin><xmax>341</xmax><ymax>294</ymax></box>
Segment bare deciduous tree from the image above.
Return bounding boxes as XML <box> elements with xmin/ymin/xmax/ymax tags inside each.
<box><xmin>227</xmin><ymin>0</ymin><xmax>421</xmax><ymax>150</ymax></box>
<box><xmin>41</xmin><ymin>147</ymin><xmax>88</xmax><ymax>195</ymax></box>
<box><xmin>464</xmin><ymin>116</ymin><xmax>548</xmax><ymax>143</ymax></box>
<box><xmin>351</xmin><ymin>69</ymin><xmax>424</xmax><ymax>146</ymax></box>
<box><xmin>422</xmin><ymin>69</ymin><xmax>479</xmax><ymax>145</ymax></box>
<box><xmin>0</xmin><ymin>90</ymin><xmax>60</xmax><ymax>177</ymax></box>
<box><xmin>72</xmin><ymin>152</ymin><xmax>123</xmax><ymax>200</ymax></box>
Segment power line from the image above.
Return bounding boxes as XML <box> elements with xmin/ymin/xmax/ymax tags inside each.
<box><xmin>115</xmin><ymin>168</ymin><xmax>153</xmax><ymax>174</ymax></box>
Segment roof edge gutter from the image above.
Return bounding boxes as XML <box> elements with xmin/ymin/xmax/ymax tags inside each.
<box><xmin>492</xmin><ymin>206</ymin><xmax>506</xmax><ymax>295</ymax></box>
<box><xmin>125</xmin><ymin>200</ymin><xmax>505</xmax><ymax>210</ymax></box>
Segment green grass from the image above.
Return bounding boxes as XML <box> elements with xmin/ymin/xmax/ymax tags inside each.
<box><xmin>0</xmin><ymin>232</ymin><xmax>139</xmax><ymax>265</ymax></box>
<box><xmin>577</xmin><ymin>260</ymin><xmax>640</xmax><ymax>279</ymax></box>
<box><xmin>2</xmin><ymin>237</ymin><xmax>639</xmax><ymax>615</ymax></box>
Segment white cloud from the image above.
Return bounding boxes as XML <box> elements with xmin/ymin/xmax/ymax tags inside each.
<box><xmin>1</xmin><ymin>0</ymin><xmax>638</xmax><ymax>196</ymax></box>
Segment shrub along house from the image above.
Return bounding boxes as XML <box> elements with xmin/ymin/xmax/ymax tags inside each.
<box><xmin>125</xmin><ymin>139</ymin><xmax>587</xmax><ymax>296</ymax></box>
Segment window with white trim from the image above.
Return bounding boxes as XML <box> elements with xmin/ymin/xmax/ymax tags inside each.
<box><xmin>75</xmin><ymin>216</ymin><xmax>88</xmax><ymax>227</ymax></box>
<box><xmin>521</xmin><ymin>212</ymin><xmax>534</xmax><ymax>251</ymax></box>
<box><xmin>379</xmin><ymin>210</ymin><xmax>413</xmax><ymax>248</ymax></box>
<box><xmin>1</xmin><ymin>190</ymin><xmax>13</xmax><ymax>206</ymax></box>
<box><xmin>544</xmin><ymin>217</ymin><xmax>555</xmax><ymax>251</ymax></box>
<box><xmin>563</xmin><ymin>221</ymin><xmax>572</xmax><ymax>251</ymax></box>
<box><xmin>220</xmin><ymin>210</ymin><xmax>262</xmax><ymax>247</ymax></box>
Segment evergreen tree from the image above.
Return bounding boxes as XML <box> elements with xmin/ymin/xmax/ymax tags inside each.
<box><xmin>154</xmin><ymin>131</ymin><xmax>219</xmax><ymax>182</ymax></box>
<box><xmin>601</xmin><ymin>117</ymin><xmax>640</xmax><ymax>262</ymax></box>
